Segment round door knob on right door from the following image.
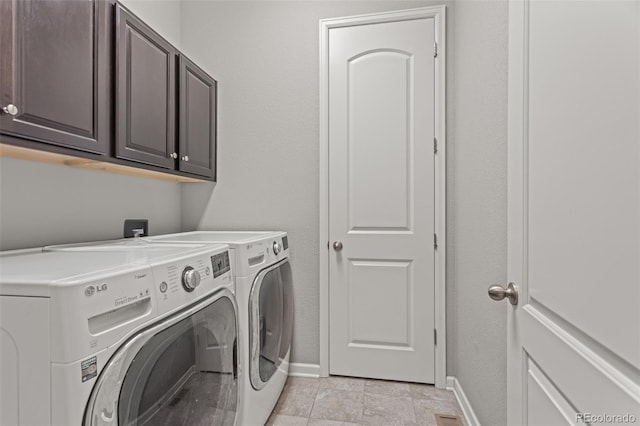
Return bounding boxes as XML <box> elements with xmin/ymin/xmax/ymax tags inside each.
<box><xmin>333</xmin><ymin>241</ymin><xmax>343</xmax><ymax>251</ymax></box>
<box><xmin>488</xmin><ymin>282</ymin><xmax>518</xmax><ymax>305</ymax></box>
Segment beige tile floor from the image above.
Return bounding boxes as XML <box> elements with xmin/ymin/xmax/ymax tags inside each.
<box><xmin>266</xmin><ymin>376</ymin><xmax>466</xmax><ymax>426</ymax></box>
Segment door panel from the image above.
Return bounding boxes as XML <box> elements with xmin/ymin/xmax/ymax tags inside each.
<box><xmin>129</xmin><ymin>33</ymin><xmax>170</xmax><ymax>154</ymax></box>
<box><xmin>23</xmin><ymin>2</ymin><xmax>92</xmax><ymax>133</ymax></box>
<box><xmin>521</xmin><ymin>307</ymin><xmax>638</xmax><ymax>417</ymax></box>
<box><xmin>526</xmin><ymin>360</ymin><xmax>574</xmax><ymax>426</ymax></box>
<box><xmin>348</xmin><ymin>51</ymin><xmax>413</xmax><ymax>231</ymax></box>
<box><xmin>179</xmin><ymin>55</ymin><xmax>217</xmax><ymax>178</ymax></box>
<box><xmin>329</xmin><ymin>17</ymin><xmax>436</xmax><ymax>383</ymax></box>
<box><xmin>527</xmin><ymin>0</ymin><xmax>639</xmax><ymax>368</ymax></box>
<box><xmin>348</xmin><ymin>260</ymin><xmax>412</xmax><ymax>347</ymax></box>
<box><xmin>507</xmin><ymin>1</ymin><xmax>640</xmax><ymax>423</ymax></box>
<box><xmin>116</xmin><ymin>5</ymin><xmax>175</xmax><ymax>168</ymax></box>
<box><xmin>0</xmin><ymin>0</ymin><xmax>111</xmax><ymax>153</ymax></box>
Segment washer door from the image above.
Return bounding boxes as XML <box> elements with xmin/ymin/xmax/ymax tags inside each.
<box><xmin>249</xmin><ymin>258</ymin><xmax>293</xmax><ymax>390</ymax></box>
<box><xmin>84</xmin><ymin>289</ymin><xmax>238</xmax><ymax>426</ymax></box>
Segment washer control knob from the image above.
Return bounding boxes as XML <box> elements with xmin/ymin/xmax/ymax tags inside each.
<box><xmin>182</xmin><ymin>266</ymin><xmax>201</xmax><ymax>292</ymax></box>
<box><xmin>273</xmin><ymin>241</ymin><xmax>281</xmax><ymax>255</ymax></box>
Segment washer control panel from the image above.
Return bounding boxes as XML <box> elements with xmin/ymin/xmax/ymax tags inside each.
<box><xmin>153</xmin><ymin>248</ymin><xmax>233</xmax><ymax>316</ymax></box>
<box><xmin>236</xmin><ymin>234</ymin><xmax>288</xmax><ymax>277</ymax></box>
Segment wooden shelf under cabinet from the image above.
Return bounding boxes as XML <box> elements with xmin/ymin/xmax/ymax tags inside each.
<box><xmin>0</xmin><ymin>143</ymin><xmax>203</xmax><ymax>183</ymax></box>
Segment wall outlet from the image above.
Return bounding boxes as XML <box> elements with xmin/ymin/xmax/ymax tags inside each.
<box><xmin>123</xmin><ymin>219</ymin><xmax>149</xmax><ymax>238</ymax></box>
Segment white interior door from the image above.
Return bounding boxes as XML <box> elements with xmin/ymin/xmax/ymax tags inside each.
<box><xmin>506</xmin><ymin>1</ymin><xmax>640</xmax><ymax>424</ymax></box>
<box><xmin>327</xmin><ymin>14</ymin><xmax>437</xmax><ymax>383</ymax></box>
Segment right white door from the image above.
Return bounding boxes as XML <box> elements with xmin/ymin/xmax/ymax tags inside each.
<box><xmin>507</xmin><ymin>1</ymin><xmax>640</xmax><ymax>424</ymax></box>
<box><xmin>327</xmin><ymin>15</ymin><xmax>437</xmax><ymax>383</ymax></box>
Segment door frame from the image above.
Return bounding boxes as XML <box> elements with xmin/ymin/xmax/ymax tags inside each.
<box><xmin>318</xmin><ymin>6</ymin><xmax>447</xmax><ymax>388</ymax></box>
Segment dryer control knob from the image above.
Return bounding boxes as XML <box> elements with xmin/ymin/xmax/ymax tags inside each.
<box><xmin>273</xmin><ymin>241</ymin><xmax>281</xmax><ymax>255</ymax></box>
<box><xmin>182</xmin><ymin>266</ymin><xmax>201</xmax><ymax>292</ymax></box>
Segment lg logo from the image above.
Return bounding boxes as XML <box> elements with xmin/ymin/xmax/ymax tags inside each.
<box><xmin>84</xmin><ymin>283</ymin><xmax>108</xmax><ymax>297</ymax></box>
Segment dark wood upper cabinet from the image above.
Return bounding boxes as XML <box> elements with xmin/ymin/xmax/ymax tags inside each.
<box><xmin>115</xmin><ymin>4</ymin><xmax>176</xmax><ymax>169</ymax></box>
<box><xmin>0</xmin><ymin>0</ymin><xmax>112</xmax><ymax>154</ymax></box>
<box><xmin>0</xmin><ymin>2</ymin><xmax>218</xmax><ymax>182</ymax></box>
<box><xmin>178</xmin><ymin>55</ymin><xmax>217</xmax><ymax>179</ymax></box>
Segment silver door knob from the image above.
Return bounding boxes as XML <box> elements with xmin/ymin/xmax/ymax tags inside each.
<box><xmin>169</xmin><ymin>152</ymin><xmax>178</xmax><ymax>159</ymax></box>
<box><xmin>1</xmin><ymin>104</ymin><xmax>19</xmax><ymax>116</ymax></box>
<box><xmin>182</xmin><ymin>155</ymin><xmax>189</xmax><ymax>161</ymax></box>
<box><xmin>488</xmin><ymin>282</ymin><xmax>518</xmax><ymax>305</ymax></box>
<box><xmin>333</xmin><ymin>241</ymin><xmax>343</xmax><ymax>251</ymax></box>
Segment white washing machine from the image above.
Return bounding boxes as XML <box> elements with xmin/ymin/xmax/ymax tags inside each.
<box><xmin>145</xmin><ymin>231</ymin><xmax>293</xmax><ymax>426</ymax></box>
<box><xmin>0</xmin><ymin>243</ymin><xmax>239</xmax><ymax>426</ymax></box>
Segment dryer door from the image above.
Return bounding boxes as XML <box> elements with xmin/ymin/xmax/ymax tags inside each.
<box><xmin>249</xmin><ymin>259</ymin><xmax>293</xmax><ymax>390</ymax></box>
<box><xmin>84</xmin><ymin>289</ymin><xmax>239</xmax><ymax>426</ymax></box>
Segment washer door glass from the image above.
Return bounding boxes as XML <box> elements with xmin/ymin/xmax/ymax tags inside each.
<box><xmin>250</xmin><ymin>259</ymin><xmax>293</xmax><ymax>389</ymax></box>
<box><xmin>84</xmin><ymin>291</ymin><xmax>238</xmax><ymax>426</ymax></box>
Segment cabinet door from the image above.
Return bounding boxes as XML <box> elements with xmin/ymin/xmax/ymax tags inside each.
<box><xmin>179</xmin><ymin>55</ymin><xmax>217</xmax><ymax>179</ymax></box>
<box><xmin>116</xmin><ymin>5</ymin><xmax>176</xmax><ymax>169</ymax></box>
<box><xmin>0</xmin><ymin>0</ymin><xmax>111</xmax><ymax>154</ymax></box>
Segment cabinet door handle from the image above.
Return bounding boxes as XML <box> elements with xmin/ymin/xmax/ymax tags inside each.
<box><xmin>1</xmin><ymin>104</ymin><xmax>19</xmax><ymax>116</ymax></box>
<box><xmin>169</xmin><ymin>152</ymin><xmax>178</xmax><ymax>159</ymax></box>
<box><xmin>181</xmin><ymin>155</ymin><xmax>189</xmax><ymax>162</ymax></box>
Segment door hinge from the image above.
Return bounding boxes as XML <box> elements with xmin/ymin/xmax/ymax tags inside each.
<box><xmin>434</xmin><ymin>233</ymin><xmax>438</xmax><ymax>250</ymax></box>
<box><xmin>434</xmin><ymin>328</ymin><xmax>437</xmax><ymax>345</ymax></box>
<box><xmin>434</xmin><ymin>137</ymin><xmax>438</xmax><ymax>154</ymax></box>
<box><xmin>434</xmin><ymin>42</ymin><xmax>438</xmax><ymax>58</ymax></box>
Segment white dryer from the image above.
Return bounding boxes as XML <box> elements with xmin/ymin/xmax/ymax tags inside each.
<box><xmin>145</xmin><ymin>231</ymin><xmax>293</xmax><ymax>426</ymax></box>
<box><xmin>0</xmin><ymin>243</ymin><xmax>239</xmax><ymax>426</ymax></box>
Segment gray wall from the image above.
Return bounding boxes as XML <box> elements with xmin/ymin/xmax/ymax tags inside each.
<box><xmin>0</xmin><ymin>0</ymin><xmax>183</xmax><ymax>250</ymax></box>
<box><xmin>452</xmin><ymin>2</ymin><xmax>508</xmax><ymax>425</ymax></box>
<box><xmin>120</xmin><ymin>0</ymin><xmax>182</xmax><ymax>48</ymax></box>
<box><xmin>0</xmin><ymin>158</ymin><xmax>181</xmax><ymax>249</ymax></box>
<box><xmin>180</xmin><ymin>1</ymin><xmax>508</xmax><ymax>425</ymax></box>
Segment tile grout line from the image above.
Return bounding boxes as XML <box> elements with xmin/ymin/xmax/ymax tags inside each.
<box><xmin>304</xmin><ymin>382</ymin><xmax>320</xmax><ymax>425</ymax></box>
<box><xmin>359</xmin><ymin>386</ymin><xmax>365</xmax><ymax>424</ymax></box>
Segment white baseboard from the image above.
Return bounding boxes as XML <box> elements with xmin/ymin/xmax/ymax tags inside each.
<box><xmin>446</xmin><ymin>376</ymin><xmax>481</xmax><ymax>426</ymax></box>
<box><xmin>446</xmin><ymin>376</ymin><xmax>456</xmax><ymax>389</ymax></box>
<box><xmin>288</xmin><ymin>362</ymin><xmax>321</xmax><ymax>378</ymax></box>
